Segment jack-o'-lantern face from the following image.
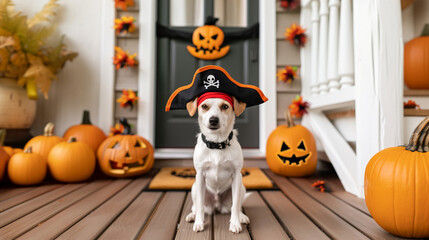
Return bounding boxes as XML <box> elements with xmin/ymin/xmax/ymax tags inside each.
<box><xmin>187</xmin><ymin>25</ymin><xmax>230</xmax><ymax>60</ymax></box>
<box><xmin>98</xmin><ymin>135</ymin><xmax>154</xmax><ymax>178</ymax></box>
<box><xmin>277</xmin><ymin>140</ymin><xmax>311</xmax><ymax>165</ymax></box>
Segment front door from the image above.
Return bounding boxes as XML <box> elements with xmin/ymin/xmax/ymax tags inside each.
<box><xmin>155</xmin><ymin>0</ymin><xmax>259</xmax><ymax>148</ymax></box>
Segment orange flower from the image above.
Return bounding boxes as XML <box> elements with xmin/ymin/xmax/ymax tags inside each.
<box><xmin>113</xmin><ymin>46</ymin><xmax>137</xmax><ymax>70</ymax></box>
<box><xmin>114</xmin><ymin>16</ymin><xmax>136</xmax><ymax>34</ymax></box>
<box><xmin>285</xmin><ymin>23</ymin><xmax>307</xmax><ymax>47</ymax></box>
<box><xmin>109</xmin><ymin>123</ymin><xmax>125</xmax><ymax>136</ymax></box>
<box><xmin>280</xmin><ymin>0</ymin><xmax>300</xmax><ymax>10</ymax></box>
<box><xmin>404</xmin><ymin>100</ymin><xmax>421</xmax><ymax>109</ymax></box>
<box><xmin>277</xmin><ymin>66</ymin><xmax>298</xmax><ymax>83</ymax></box>
<box><xmin>289</xmin><ymin>95</ymin><xmax>309</xmax><ymax>118</ymax></box>
<box><xmin>117</xmin><ymin>89</ymin><xmax>139</xmax><ymax>109</ymax></box>
<box><xmin>115</xmin><ymin>0</ymin><xmax>134</xmax><ymax>10</ymax></box>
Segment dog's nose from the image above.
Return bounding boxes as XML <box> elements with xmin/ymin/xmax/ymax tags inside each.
<box><xmin>209</xmin><ymin>117</ymin><xmax>219</xmax><ymax>126</ymax></box>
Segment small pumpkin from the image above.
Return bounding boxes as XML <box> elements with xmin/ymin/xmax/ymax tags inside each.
<box><xmin>266</xmin><ymin>111</ymin><xmax>317</xmax><ymax>177</ymax></box>
<box><xmin>404</xmin><ymin>24</ymin><xmax>429</xmax><ymax>89</ymax></box>
<box><xmin>8</xmin><ymin>147</ymin><xmax>46</xmax><ymax>185</ymax></box>
<box><xmin>364</xmin><ymin>117</ymin><xmax>429</xmax><ymax>238</ymax></box>
<box><xmin>0</xmin><ymin>129</ymin><xmax>10</xmax><ymax>181</ymax></box>
<box><xmin>3</xmin><ymin>147</ymin><xmax>23</xmax><ymax>157</ymax></box>
<box><xmin>186</xmin><ymin>17</ymin><xmax>230</xmax><ymax>60</ymax></box>
<box><xmin>25</xmin><ymin>122</ymin><xmax>64</xmax><ymax>162</ymax></box>
<box><xmin>63</xmin><ymin>110</ymin><xmax>107</xmax><ymax>153</ymax></box>
<box><xmin>48</xmin><ymin>137</ymin><xmax>96</xmax><ymax>182</ymax></box>
<box><xmin>97</xmin><ymin>118</ymin><xmax>154</xmax><ymax>178</ymax></box>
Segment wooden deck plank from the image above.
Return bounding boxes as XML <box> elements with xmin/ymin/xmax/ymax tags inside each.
<box><xmin>243</xmin><ymin>192</ymin><xmax>290</xmax><ymax>240</ymax></box>
<box><xmin>175</xmin><ymin>192</ymin><xmax>213</xmax><ymax>240</ymax></box>
<box><xmin>0</xmin><ymin>180</ymin><xmax>111</xmax><ymax>239</ymax></box>
<box><xmin>213</xmin><ymin>213</ymin><xmax>251</xmax><ymax>240</ymax></box>
<box><xmin>0</xmin><ymin>186</ymin><xmax>38</xmax><ymax>202</ymax></box>
<box><xmin>57</xmin><ymin>177</ymin><xmax>152</xmax><ymax>240</ymax></box>
<box><xmin>261</xmin><ymin>191</ymin><xmax>330</xmax><ymax>240</ymax></box>
<box><xmin>139</xmin><ymin>191</ymin><xmax>186</xmax><ymax>240</ymax></box>
<box><xmin>0</xmin><ymin>183</ymin><xmax>85</xmax><ymax>227</ymax></box>
<box><xmin>99</xmin><ymin>191</ymin><xmax>163</xmax><ymax>240</ymax></box>
<box><xmin>0</xmin><ymin>184</ymin><xmax>61</xmax><ymax>212</ymax></box>
<box><xmin>265</xmin><ymin>170</ymin><xmax>370</xmax><ymax>240</ymax></box>
<box><xmin>17</xmin><ymin>179</ymin><xmax>131</xmax><ymax>240</ymax></box>
<box><xmin>290</xmin><ymin>178</ymin><xmax>402</xmax><ymax>240</ymax></box>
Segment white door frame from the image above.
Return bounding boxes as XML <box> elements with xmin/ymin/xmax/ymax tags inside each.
<box><xmin>99</xmin><ymin>0</ymin><xmax>277</xmax><ymax>159</ymax></box>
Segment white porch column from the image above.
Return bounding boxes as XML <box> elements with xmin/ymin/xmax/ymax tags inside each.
<box><xmin>311</xmin><ymin>0</ymin><xmax>320</xmax><ymax>95</ymax></box>
<box><xmin>317</xmin><ymin>0</ymin><xmax>329</xmax><ymax>94</ymax></box>
<box><xmin>327</xmin><ymin>0</ymin><xmax>340</xmax><ymax>91</ymax></box>
<box><xmin>338</xmin><ymin>0</ymin><xmax>354</xmax><ymax>88</ymax></box>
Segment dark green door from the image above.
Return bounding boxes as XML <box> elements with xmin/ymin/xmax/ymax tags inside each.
<box><xmin>156</xmin><ymin>0</ymin><xmax>259</xmax><ymax>148</ymax></box>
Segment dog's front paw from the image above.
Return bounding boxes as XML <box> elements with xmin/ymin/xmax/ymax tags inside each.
<box><xmin>229</xmin><ymin>221</ymin><xmax>242</xmax><ymax>233</ymax></box>
<box><xmin>186</xmin><ymin>212</ymin><xmax>195</xmax><ymax>222</ymax></box>
<box><xmin>193</xmin><ymin>222</ymin><xmax>205</xmax><ymax>232</ymax></box>
<box><xmin>239</xmin><ymin>212</ymin><xmax>250</xmax><ymax>224</ymax></box>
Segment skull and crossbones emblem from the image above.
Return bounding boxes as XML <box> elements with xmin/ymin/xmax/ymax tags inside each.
<box><xmin>203</xmin><ymin>75</ymin><xmax>220</xmax><ymax>89</ymax></box>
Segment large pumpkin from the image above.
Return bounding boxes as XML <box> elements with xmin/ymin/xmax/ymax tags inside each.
<box><xmin>97</xmin><ymin>119</ymin><xmax>154</xmax><ymax>178</ymax></box>
<box><xmin>8</xmin><ymin>147</ymin><xmax>46</xmax><ymax>185</ymax></box>
<box><xmin>48</xmin><ymin>137</ymin><xmax>95</xmax><ymax>182</ymax></box>
<box><xmin>186</xmin><ymin>17</ymin><xmax>230</xmax><ymax>60</ymax></box>
<box><xmin>0</xmin><ymin>129</ymin><xmax>10</xmax><ymax>181</ymax></box>
<box><xmin>63</xmin><ymin>110</ymin><xmax>106</xmax><ymax>153</ymax></box>
<box><xmin>404</xmin><ymin>24</ymin><xmax>429</xmax><ymax>89</ymax></box>
<box><xmin>266</xmin><ymin>112</ymin><xmax>317</xmax><ymax>177</ymax></box>
<box><xmin>365</xmin><ymin>117</ymin><xmax>429</xmax><ymax>238</ymax></box>
<box><xmin>25</xmin><ymin>122</ymin><xmax>64</xmax><ymax>162</ymax></box>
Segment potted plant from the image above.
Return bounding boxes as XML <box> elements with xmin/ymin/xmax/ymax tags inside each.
<box><xmin>0</xmin><ymin>0</ymin><xmax>77</xmax><ymax>144</ymax></box>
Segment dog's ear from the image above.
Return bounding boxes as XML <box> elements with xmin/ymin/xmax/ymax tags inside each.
<box><xmin>186</xmin><ymin>97</ymin><xmax>198</xmax><ymax>117</ymax></box>
<box><xmin>233</xmin><ymin>97</ymin><xmax>246</xmax><ymax>117</ymax></box>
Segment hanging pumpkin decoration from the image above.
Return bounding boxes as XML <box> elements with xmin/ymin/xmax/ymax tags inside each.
<box><xmin>186</xmin><ymin>17</ymin><xmax>230</xmax><ymax>60</ymax></box>
<box><xmin>63</xmin><ymin>110</ymin><xmax>107</xmax><ymax>154</ymax></box>
<box><xmin>266</xmin><ymin>111</ymin><xmax>317</xmax><ymax>177</ymax></box>
<box><xmin>8</xmin><ymin>147</ymin><xmax>46</xmax><ymax>185</ymax></box>
<box><xmin>404</xmin><ymin>24</ymin><xmax>429</xmax><ymax>89</ymax></box>
<box><xmin>25</xmin><ymin>122</ymin><xmax>64</xmax><ymax>162</ymax></box>
<box><xmin>97</xmin><ymin>118</ymin><xmax>154</xmax><ymax>178</ymax></box>
<box><xmin>0</xmin><ymin>129</ymin><xmax>10</xmax><ymax>181</ymax></box>
<box><xmin>48</xmin><ymin>137</ymin><xmax>95</xmax><ymax>182</ymax></box>
<box><xmin>285</xmin><ymin>23</ymin><xmax>307</xmax><ymax>47</ymax></box>
<box><xmin>364</xmin><ymin>117</ymin><xmax>429</xmax><ymax>238</ymax></box>
<box><xmin>116</xmin><ymin>89</ymin><xmax>139</xmax><ymax>110</ymax></box>
<box><xmin>114</xmin><ymin>16</ymin><xmax>136</xmax><ymax>34</ymax></box>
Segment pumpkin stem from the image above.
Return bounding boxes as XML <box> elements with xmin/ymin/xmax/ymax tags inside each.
<box><xmin>24</xmin><ymin>147</ymin><xmax>32</xmax><ymax>153</ymax></box>
<box><xmin>285</xmin><ymin>110</ymin><xmax>295</xmax><ymax>127</ymax></box>
<box><xmin>120</xmin><ymin>118</ymin><xmax>132</xmax><ymax>135</ymax></box>
<box><xmin>82</xmin><ymin>110</ymin><xmax>92</xmax><ymax>125</ymax></box>
<box><xmin>421</xmin><ymin>24</ymin><xmax>429</xmax><ymax>37</ymax></box>
<box><xmin>0</xmin><ymin>129</ymin><xmax>5</xmax><ymax>146</ymax></box>
<box><xmin>68</xmin><ymin>137</ymin><xmax>78</xmax><ymax>143</ymax></box>
<box><xmin>406</xmin><ymin>116</ymin><xmax>429</xmax><ymax>152</ymax></box>
<box><xmin>44</xmin><ymin>122</ymin><xmax>55</xmax><ymax>136</ymax></box>
<box><xmin>204</xmin><ymin>16</ymin><xmax>219</xmax><ymax>25</ymax></box>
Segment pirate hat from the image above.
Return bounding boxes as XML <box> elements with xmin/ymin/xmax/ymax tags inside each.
<box><xmin>165</xmin><ymin>65</ymin><xmax>268</xmax><ymax>111</ymax></box>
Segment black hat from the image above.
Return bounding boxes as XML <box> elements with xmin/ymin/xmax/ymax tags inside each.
<box><xmin>165</xmin><ymin>65</ymin><xmax>268</xmax><ymax>111</ymax></box>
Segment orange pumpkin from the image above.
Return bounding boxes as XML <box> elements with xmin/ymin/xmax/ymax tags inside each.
<box><xmin>266</xmin><ymin>112</ymin><xmax>317</xmax><ymax>177</ymax></box>
<box><xmin>48</xmin><ymin>137</ymin><xmax>95</xmax><ymax>182</ymax></box>
<box><xmin>8</xmin><ymin>147</ymin><xmax>46</xmax><ymax>185</ymax></box>
<box><xmin>404</xmin><ymin>24</ymin><xmax>429</xmax><ymax>89</ymax></box>
<box><xmin>97</xmin><ymin>119</ymin><xmax>154</xmax><ymax>178</ymax></box>
<box><xmin>364</xmin><ymin>117</ymin><xmax>429</xmax><ymax>238</ymax></box>
<box><xmin>187</xmin><ymin>17</ymin><xmax>230</xmax><ymax>60</ymax></box>
<box><xmin>25</xmin><ymin>122</ymin><xmax>64</xmax><ymax>162</ymax></box>
<box><xmin>0</xmin><ymin>129</ymin><xmax>10</xmax><ymax>181</ymax></box>
<box><xmin>63</xmin><ymin>110</ymin><xmax>106</xmax><ymax>153</ymax></box>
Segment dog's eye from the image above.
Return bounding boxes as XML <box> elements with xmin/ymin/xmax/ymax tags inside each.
<box><xmin>201</xmin><ymin>104</ymin><xmax>209</xmax><ymax>110</ymax></box>
<box><xmin>222</xmin><ymin>104</ymin><xmax>229</xmax><ymax>110</ymax></box>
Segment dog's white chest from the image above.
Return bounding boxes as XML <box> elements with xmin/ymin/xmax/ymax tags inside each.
<box><xmin>201</xmin><ymin>154</ymin><xmax>234</xmax><ymax>194</ymax></box>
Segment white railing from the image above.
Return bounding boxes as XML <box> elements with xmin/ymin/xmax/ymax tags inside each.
<box><xmin>309</xmin><ymin>0</ymin><xmax>354</xmax><ymax>96</ymax></box>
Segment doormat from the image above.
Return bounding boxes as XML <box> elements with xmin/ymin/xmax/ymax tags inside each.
<box><xmin>148</xmin><ymin>167</ymin><xmax>273</xmax><ymax>190</ymax></box>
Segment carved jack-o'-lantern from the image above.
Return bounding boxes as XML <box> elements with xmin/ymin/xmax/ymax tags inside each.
<box><xmin>266</xmin><ymin>112</ymin><xmax>317</xmax><ymax>177</ymax></box>
<box><xmin>97</xmin><ymin>119</ymin><xmax>154</xmax><ymax>178</ymax></box>
<box><xmin>187</xmin><ymin>17</ymin><xmax>230</xmax><ymax>60</ymax></box>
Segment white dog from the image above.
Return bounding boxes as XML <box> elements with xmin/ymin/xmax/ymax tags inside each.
<box><xmin>184</xmin><ymin>96</ymin><xmax>250</xmax><ymax>233</ymax></box>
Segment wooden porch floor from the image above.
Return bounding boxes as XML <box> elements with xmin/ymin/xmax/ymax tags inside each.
<box><xmin>0</xmin><ymin>168</ymin><xmax>404</xmax><ymax>240</ymax></box>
